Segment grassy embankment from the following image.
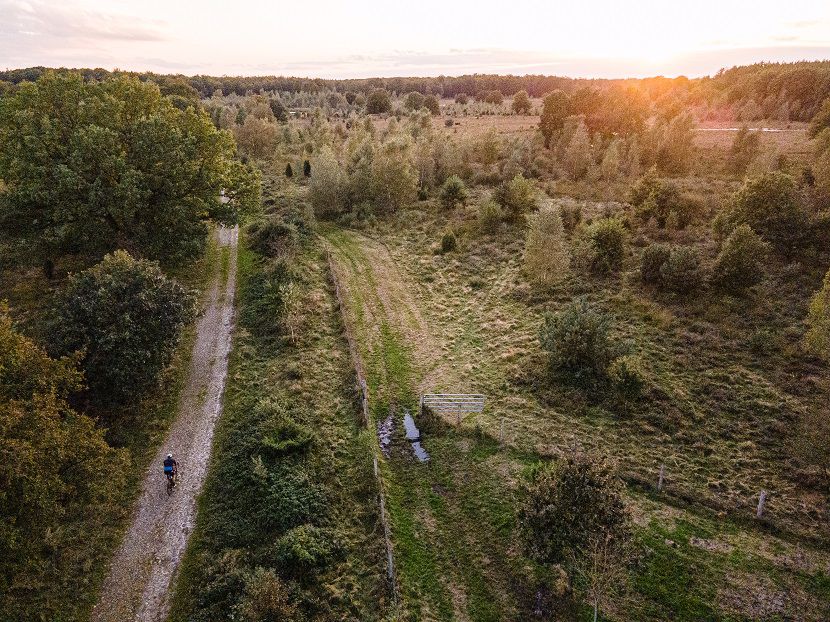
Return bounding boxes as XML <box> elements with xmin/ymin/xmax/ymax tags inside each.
<box><xmin>169</xmin><ymin>225</ymin><xmax>386</xmax><ymax>621</ymax></box>
<box><xmin>0</xmin><ymin>233</ymin><xmax>220</xmax><ymax>621</ymax></box>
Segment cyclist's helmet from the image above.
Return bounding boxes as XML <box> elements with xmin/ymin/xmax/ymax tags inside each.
<box><xmin>167</xmin><ymin>453</ymin><xmax>173</xmax><ymax>458</ymax></box>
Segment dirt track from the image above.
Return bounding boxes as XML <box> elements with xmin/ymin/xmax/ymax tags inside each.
<box><xmin>90</xmin><ymin>226</ymin><xmax>238</xmax><ymax>622</ymax></box>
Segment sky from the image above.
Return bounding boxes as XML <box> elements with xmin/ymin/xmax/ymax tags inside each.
<box><xmin>2</xmin><ymin>0</ymin><xmax>830</xmax><ymax>79</ymax></box>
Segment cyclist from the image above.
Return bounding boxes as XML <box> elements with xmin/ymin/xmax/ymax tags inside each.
<box><xmin>163</xmin><ymin>453</ymin><xmax>178</xmax><ymax>483</ymax></box>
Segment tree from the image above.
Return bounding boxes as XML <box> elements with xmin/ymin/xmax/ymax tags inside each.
<box><xmin>660</xmin><ymin>246</ymin><xmax>704</xmax><ymax>294</ymax></box>
<box><xmin>0</xmin><ymin>306</ymin><xmax>128</xmax><ymax>618</ymax></box>
<box><xmin>563</xmin><ymin>120</ymin><xmax>592</xmax><ymax>179</ymax></box>
<box><xmin>539</xmin><ymin>298</ymin><xmax>613</xmax><ymax>380</ymax></box>
<box><xmin>600</xmin><ymin>139</ymin><xmax>621</xmax><ymax>181</ymax></box>
<box><xmin>371</xmin><ymin>136</ymin><xmax>417</xmax><ymax>213</ymax></box>
<box><xmin>651</xmin><ymin>112</ymin><xmax>696</xmax><ymax>174</ymax></box>
<box><xmin>607</xmin><ymin>354</ymin><xmax>646</xmax><ymax>404</ymax></box>
<box><xmin>308</xmin><ymin>147</ymin><xmax>348</xmax><ymax>219</ymax></box>
<box><xmin>48</xmin><ymin>250</ymin><xmax>196</xmax><ymax>405</ymax></box>
<box><xmin>423</xmin><ymin>94</ymin><xmax>441</xmax><ymax>116</ymax></box>
<box><xmin>809</xmin><ymin>97</ymin><xmax>830</xmax><ymax>137</ymax></box>
<box><xmin>404</xmin><ymin>91</ymin><xmax>425</xmax><ymax>111</ymax></box>
<box><xmin>0</xmin><ymin>71</ymin><xmax>259</xmax><ymax>270</ymax></box>
<box><xmin>585</xmin><ymin>218</ymin><xmax>626</xmax><ymax>275</ymax></box>
<box><xmin>477</xmin><ymin>196</ymin><xmax>504</xmax><ymax>233</ymax></box>
<box><xmin>482</xmin><ymin>90</ymin><xmax>503</xmax><ymax>105</ymax></box>
<box><xmin>805</xmin><ymin>268</ymin><xmax>830</xmax><ymax>360</ymax></box>
<box><xmin>524</xmin><ymin>207</ymin><xmax>570</xmax><ymax>287</ymax></box>
<box><xmin>512</xmin><ymin>90</ymin><xmax>532</xmax><ymax>114</ymax></box>
<box><xmin>629</xmin><ymin>168</ymin><xmax>693</xmax><ymax>228</ymax></box>
<box><xmin>519</xmin><ymin>452</ymin><xmax>631</xmax><ymax>566</ymax></box>
<box><xmin>711</xmin><ymin>224</ymin><xmax>769</xmax><ymax>292</ymax></box>
<box><xmin>439</xmin><ymin>175</ymin><xmax>468</xmax><ymax>209</ymax></box>
<box><xmin>344</xmin><ymin>91</ymin><xmax>357</xmax><ymax>105</ymax></box>
<box><xmin>540</xmin><ymin>90</ymin><xmax>570</xmax><ymax>147</ymax></box>
<box><xmin>726</xmin><ymin>172</ymin><xmax>809</xmax><ymax>251</ymax></box>
<box><xmin>727</xmin><ymin>126</ymin><xmax>761</xmax><ymax>175</ymax></box>
<box><xmin>234</xmin><ymin>114</ymin><xmax>280</xmax><ymax>158</ymax></box>
<box><xmin>454</xmin><ymin>93</ymin><xmax>469</xmax><ymax>105</ymax></box>
<box><xmin>366</xmin><ymin>88</ymin><xmax>392</xmax><ymax>114</ymax></box>
<box><xmin>495</xmin><ymin>173</ymin><xmax>537</xmax><ymax>220</ymax></box>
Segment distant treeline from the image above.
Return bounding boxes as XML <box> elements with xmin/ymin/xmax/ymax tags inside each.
<box><xmin>2</xmin><ymin>60</ymin><xmax>830</xmax><ymax>121</ymax></box>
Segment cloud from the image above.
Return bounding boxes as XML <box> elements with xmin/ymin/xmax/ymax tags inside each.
<box><xmin>1</xmin><ymin>0</ymin><xmax>166</xmax><ymax>41</ymax></box>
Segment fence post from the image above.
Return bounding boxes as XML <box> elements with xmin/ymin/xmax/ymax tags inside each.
<box><xmin>657</xmin><ymin>464</ymin><xmax>665</xmax><ymax>492</ymax></box>
<box><xmin>756</xmin><ymin>490</ymin><xmax>767</xmax><ymax>518</ymax></box>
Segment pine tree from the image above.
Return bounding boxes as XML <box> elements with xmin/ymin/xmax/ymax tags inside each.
<box><xmin>524</xmin><ymin>206</ymin><xmax>570</xmax><ymax>286</ymax></box>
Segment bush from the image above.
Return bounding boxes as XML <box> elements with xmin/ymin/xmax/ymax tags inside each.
<box><xmin>539</xmin><ymin>298</ymin><xmax>613</xmax><ymax>380</ymax></box>
<box><xmin>494</xmin><ymin>173</ymin><xmax>537</xmax><ymax>220</ymax></box>
<box><xmin>640</xmin><ymin>243</ymin><xmax>671</xmax><ymax>285</ymax></box>
<box><xmin>727</xmin><ymin>126</ymin><xmax>761</xmax><ymax>175</ymax></box>
<box><xmin>440</xmin><ymin>230</ymin><xmax>458</xmax><ymax>253</ymax></box>
<box><xmin>240</xmin><ymin>260</ymin><xmax>295</xmax><ymax>342</ymax></box>
<box><xmin>366</xmin><ymin>88</ymin><xmax>392</xmax><ymax>114</ymax></box>
<box><xmin>559</xmin><ymin>201</ymin><xmax>583</xmax><ymax>232</ymax></box>
<box><xmin>711</xmin><ymin>224</ymin><xmax>769</xmax><ymax>292</ymax></box>
<box><xmin>274</xmin><ymin>525</ymin><xmax>339</xmax><ymax>575</ymax></box>
<box><xmin>628</xmin><ymin>168</ymin><xmax>694</xmax><ymax>228</ymax></box>
<box><xmin>512</xmin><ymin>90</ymin><xmax>532</xmax><ymax>114</ymax></box>
<box><xmin>49</xmin><ymin>250</ymin><xmax>196</xmax><ymax>405</ymax></box>
<box><xmin>246</xmin><ymin>218</ymin><xmax>299</xmax><ymax>258</ymax></box>
<box><xmin>519</xmin><ymin>453</ymin><xmax>630</xmax><ymax>565</ymax></box>
<box><xmin>423</xmin><ymin>94</ymin><xmax>440</xmax><ymax>116</ymax></box>
<box><xmin>284</xmin><ymin>162</ymin><xmax>293</xmax><ymax>177</ymax></box>
<box><xmin>608</xmin><ymin>355</ymin><xmax>646</xmax><ymax>402</ymax></box>
<box><xmin>477</xmin><ymin>197</ymin><xmax>503</xmax><ymax>233</ymax></box>
<box><xmin>660</xmin><ymin>246</ymin><xmax>703</xmax><ymax>294</ymax></box>
<box><xmin>585</xmin><ymin>217</ymin><xmax>626</xmax><ymax>275</ymax></box>
<box><xmin>454</xmin><ymin>93</ymin><xmax>469</xmax><ymax>105</ymax></box>
<box><xmin>403</xmin><ymin>91</ymin><xmax>425</xmax><ymax>111</ymax></box>
<box><xmin>726</xmin><ymin>172</ymin><xmax>809</xmax><ymax>251</ymax></box>
<box><xmin>439</xmin><ymin>175</ymin><xmax>468</xmax><ymax>209</ymax></box>
<box><xmin>805</xmin><ymin>268</ymin><xmax>830</xmax><ymax>360</ymax></box>
<box><xmin>524</xmin><ymin>207</ymin><xmax>570</xmax><ymax>287</ymax></box>
<box><xmin>238</xmin><ymin>568</ymin><xmax>297</xmax><ymax>622</ymax></box>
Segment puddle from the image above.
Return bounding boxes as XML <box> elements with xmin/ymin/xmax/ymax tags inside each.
<box><xmin>403</xmin><ymin>412</ymin><xmax>429</xmax><ymax>462</ymax></box>
<box><xmin>378</xmin><ymin>414</ymin><xmax>394</xmax><ymax>458</ymax></box>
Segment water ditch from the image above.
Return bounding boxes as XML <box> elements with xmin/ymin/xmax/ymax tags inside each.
<box><xmin>378</xmin><ymin>411</ymin><xmax>429</xmax><ymax>462</ymax></box>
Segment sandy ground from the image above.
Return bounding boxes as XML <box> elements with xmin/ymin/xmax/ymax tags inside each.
<box><xmin>90</xmin><ymin>226</ymin><xmax>238</xmax><ymax>622</ymax></box>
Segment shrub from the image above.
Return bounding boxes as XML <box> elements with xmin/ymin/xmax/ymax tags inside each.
<box><xmin>284</xmin><ymin>162</ymin><xmax>293</xmax><ymax>177</ymax></box>
<box><xmin>711</xmin><ymin>224</ymin><xmax>769</xmax><ymax>292</ymax></box>
<box><xmin>805</xmin><ymin>268</ymin><xmax>830</xmax><ymax>360</ymax></box>
<box><xmin>495</xmin><ymin>173</ymin><xmax>537</xmax><ymax>219</ymax></box>
<box><xmin>726</xmin><ymin>172</ymin><xmax>809</xmax><ymax>251</ymax></box>
<box><xmin>239</xmin><ymin>568</ymin><xmax>297</xmax><ymax>622</ymax></box>
<box><xmin>439</xmin><ymin>175</ymin><xmax>468</xmax><ymax>209</ymax></box>
<box><xmin>403</xmin><ymin>91</ymin><xmax>425</xmax><ymax>111</ymax></box>
<box><xmin>477</xmin><ymin>197</ymin><xmax>503</xmax><ymax>233</ymax></box>
<box><xmin>608</xmin><ymin>355</ymin><xmax>646</xmax><ymax>402</ymax></box>
<box><xmin>240</xmin><ymin>260</ymin><xmax>295</xmax><ymax>342</ymax></box>
<box><xmin>559</xmin><ymin>201</ymin><xmax>583</xmax><ymax>232</ymax></box>
<box><xmin>519</xmin><ymin>452</ymin><xmax>630</xmax><ymax>565</ymax></box>
<box><xmin>49</xmin><ymin>250</ymin><xmax>196</xmax><ymax>405</ymax></box>
<box><xmin>585</xmin><ymin>217</ymin><xmax>626</xmax><ymax>275</ymax></box>
<box><xmin>539</xmin><ymin>298</ymin><xmax>613</xmax><ymax>380</ymax></box>
<box><xmin>423</xmin><ymin>94</ymin><xmax>440</xmax><ymax>116</ymax></box>
<box><xmin>660</xmin><ymin>246</ymin><xmax>703</xmax><ymax>294</ymax></box>
<box><xmin>727</xmin><ymin>126</ymin><xmax>761</xmax><ymax>175</ymax></box>
<box><xmin>303</xmin><ymin>159</ymin><xmax>311</xmax><ymax>177</ymax></box>
<box><xmin>440</xmin><ymin>230</ymin><xmax>457</xmax><ymax>253</ymax></box>
<box><xmin>628</xmin><ymin>168</ymin><xmax>694</xmax><ymax>228</ymax></box>
<box><xmin>524</xmin><ymin>207</ymin><xmax>570</xmax><ymax>287</ymax></box>
<box><xmin>809</xmin><ymin>97</ymin><xmax>830</xmax><ymax>138</ymax></box>
<box><xmin>454</xmin><ymin>93</ymin><xmax>469</xmax><ymax>105</ymax></box>
<box><xmin>246</xmin><ymin>218</ymin><xmax>299</xmax><ymax>258</ymax></box>
<box><xmin>366</xmin><ymin>88</ymin><xmax>392</xmax><ymax>114</ymax></box>
<box><xmin>640</xmin><ymin>243</ymin><xmax>671</xmax><ymax>285</ymax></box>
<box><xmin>274</xmin><ymin>525</ymin><xmax>339</xmax><ymax>575</ymax></box>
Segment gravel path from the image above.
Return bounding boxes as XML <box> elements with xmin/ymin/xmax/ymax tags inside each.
<box><xmin>90</xmin><ymin>226</ymin><xmax>238</xmax><ymax>622</ymax></box>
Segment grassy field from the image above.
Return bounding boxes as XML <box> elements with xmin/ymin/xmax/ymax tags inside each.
<box><xmin>322</xmin><ymin>215</ymin><xmax>830</xmax><ymax>620</ymax></box>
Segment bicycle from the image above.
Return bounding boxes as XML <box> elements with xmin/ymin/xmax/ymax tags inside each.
<box><xmin>165</xmin><ymin>469</ymin><xmax>178</xmax><ymax>495</ymax></box>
